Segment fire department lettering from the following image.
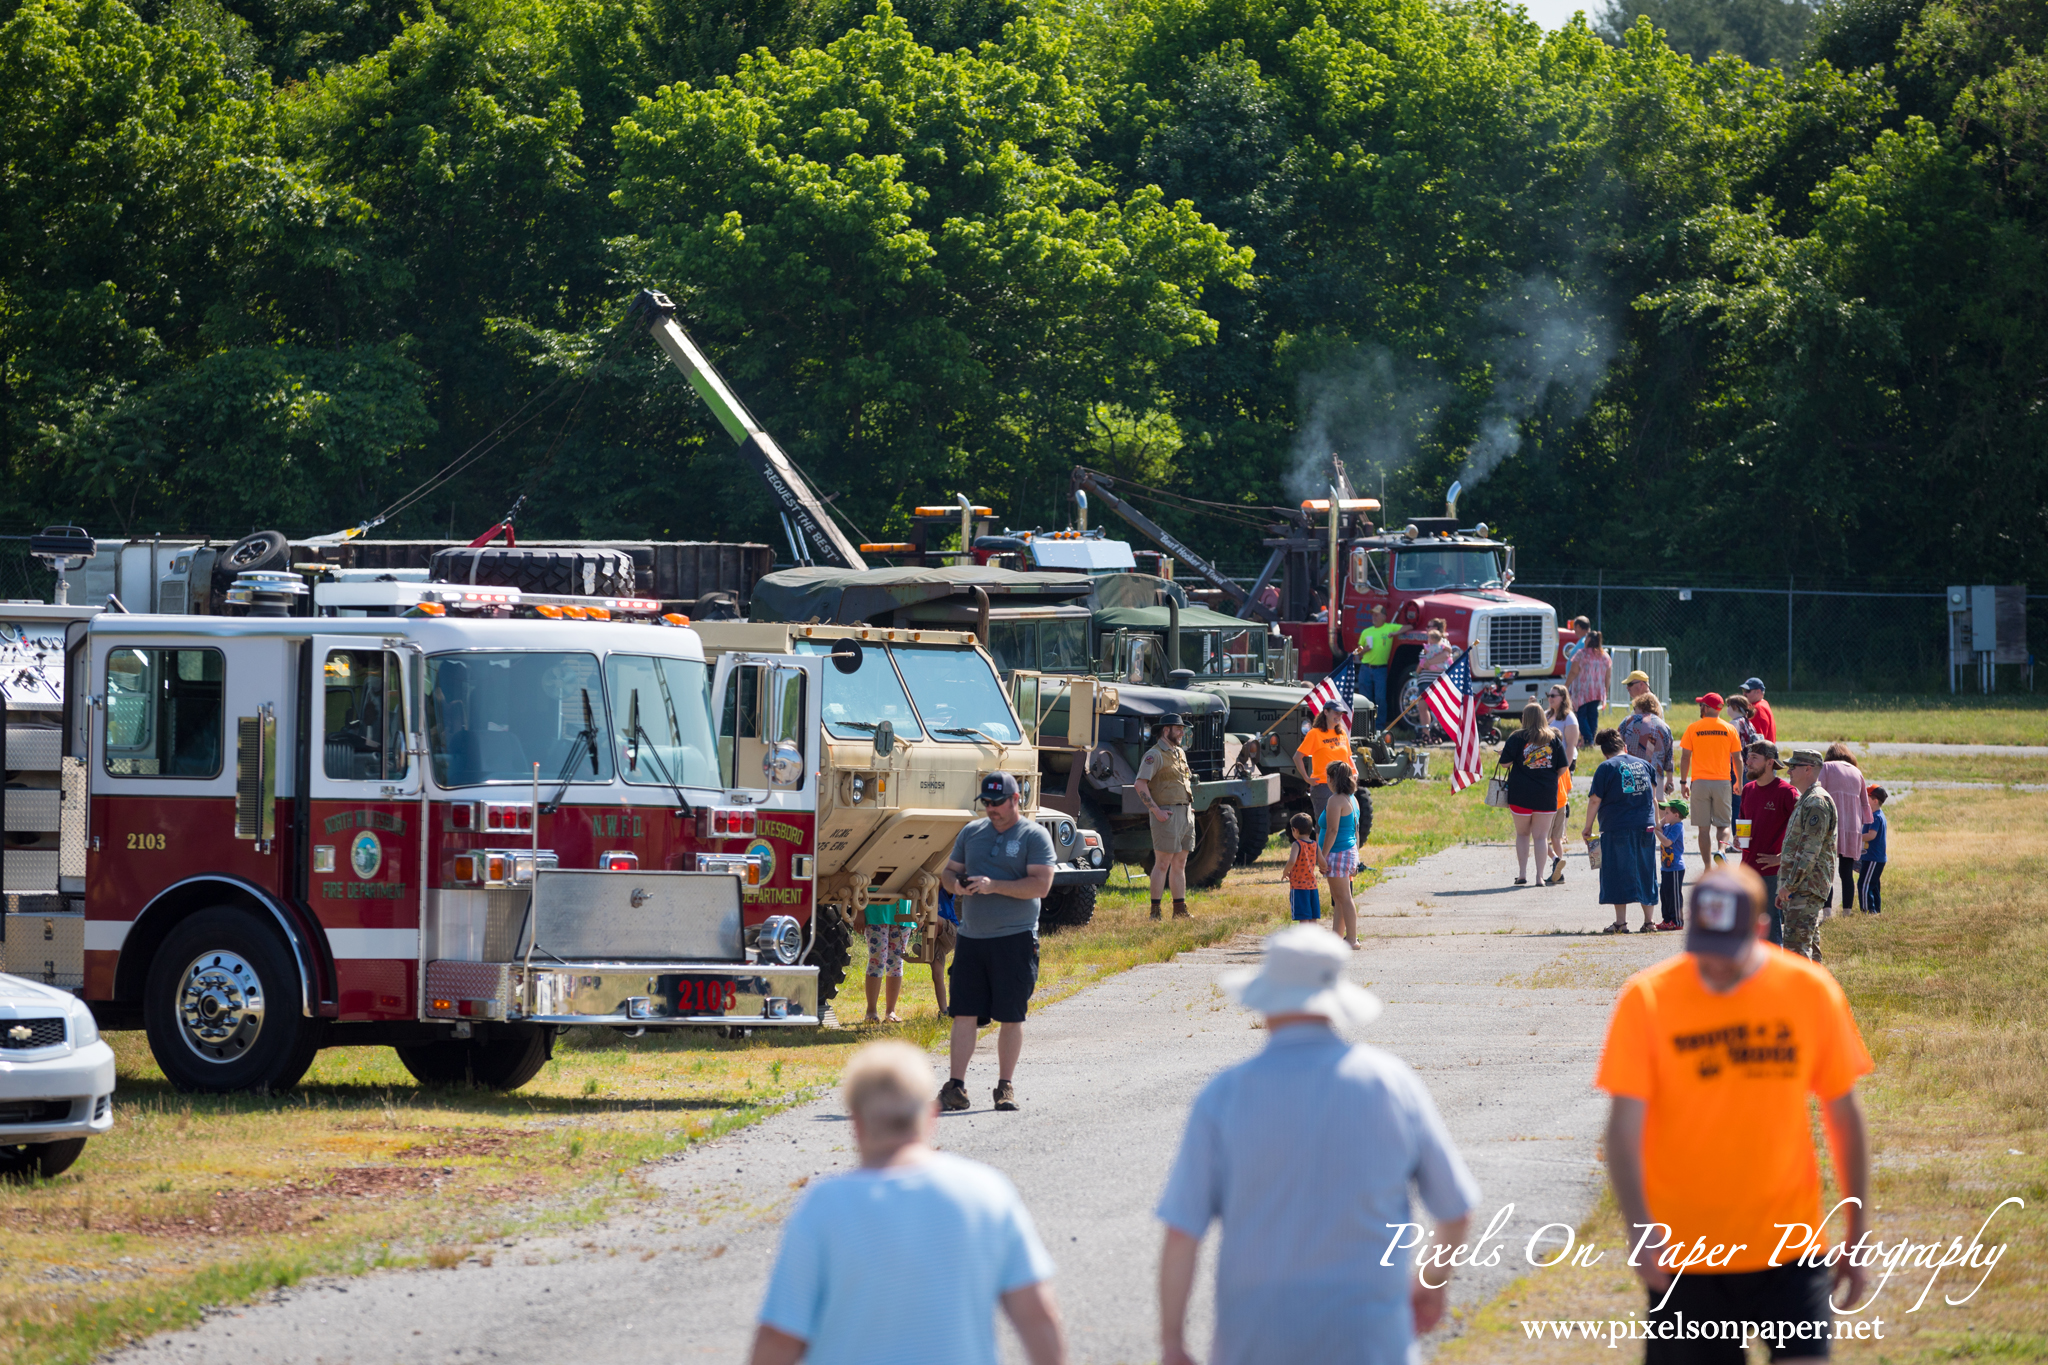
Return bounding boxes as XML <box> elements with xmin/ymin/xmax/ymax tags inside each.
<box><xmin>323</xmin><ymin>809</ymin><xmax>408</xmax><ymax>836</ymax></box>
<box><xmin>322</xmin><ymin>881</ymin><xmax>410</xmax><ymax>900</ymax></box>
<box><xmin>759</xmin><ymin>818</ymin><xmax>803</xmax><ymax>844</ymax></box>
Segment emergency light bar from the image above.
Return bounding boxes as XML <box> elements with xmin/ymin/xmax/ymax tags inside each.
<box><xmin>450</xmin><ymin>848</ymin><xmax>558</xmax><ymax>887</ymax></box>
<box><xmin>312</xmin><ymin>579</ymin><xmax>671</xmax><ymax>620</ymax></box>
<box><xmin>1299</xmin><ymin>498</ymin><xmax>1381</xmax><ymax>513</ymax></box>
<box><xmin>914</xmin><ymin>506</ymin><xmax>992</xmax><ymax>518</ymax></box>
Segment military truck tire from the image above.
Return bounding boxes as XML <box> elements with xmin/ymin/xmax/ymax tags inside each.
<box><xmin>1356</xmin><ymin>789</ymin><xmax>1375</xmax><ymax>845</ymax></box>
<box><xmin>1234</xmin><ymin>802</ymin><xmax>1273</xmax><ymax>866</ymax></box>
<box><xmin>809</xmin><ymin>905</ymin><xmax>855</xmax><ymax>1013</ymax></box>
<box><xmin>395</xmin><ymin>1025</ymin><xmax>555</xmax><ymax>1091</ymax></box>
<box><xmin>1187</xmin><ymin>803</ymin><xmax>1241</xmax><ymax>889</ymax></box>
<box><xmin>1038</xmin><ymin>884</ymin><xmax>1097</xmax><ymax>933</ymax></box>
<box><xmin>429</xmin><ymin>546</ymin><xmax>636</xmax><ymax>598</ymax></box>
<box><xmin>144</xmin><ymin>908</ymin><xmax>323</xmax><ymax>1095</ymax></box>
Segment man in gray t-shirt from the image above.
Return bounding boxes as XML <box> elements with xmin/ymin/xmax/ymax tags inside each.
<box><xmin>938</xmin><ymin>772</ymin><xmax>1056</xmax><ymax>1114</ymax></box>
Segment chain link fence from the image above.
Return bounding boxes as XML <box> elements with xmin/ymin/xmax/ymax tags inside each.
<box><xmin>0</xmin><ymin>541</ymin><xmax>56</xmax><ymax>603</ymax></box>
<box><xmin>1515</xmin><ymin>578</ymin><xmax>2042</xmax><ymax>697</ymax></box>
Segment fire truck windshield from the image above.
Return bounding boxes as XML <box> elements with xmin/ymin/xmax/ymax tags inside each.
<box><xmin>890</xmin><ymin>644</ymin><xmax>1024</xmax><ymax>744</ymax></box>
<box><xmin>604</xmin><ymin>654</ymin><xmax>722</xmax><ymax>790</ymax></box>
<box><xmin>1392</xmin><ymin>547</ymin><xmax>1504</xmax><ymax>592</ymax></box>
<box><xmin>427</xmin><ymin>651</ymin><xmax>615</xmax><ymax>787</ymax></box>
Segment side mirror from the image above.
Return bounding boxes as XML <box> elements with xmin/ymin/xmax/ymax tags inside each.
<box><xmin>874</xmin><ymin>719</ymin><xmax>896</xmax><ymax>757</ymax></box>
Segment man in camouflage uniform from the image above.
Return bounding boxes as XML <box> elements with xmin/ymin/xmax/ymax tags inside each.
<box><xmin>1775</xmin><ymin>748</ymin><xmax>1839</xmax><ymax>961</ymax></box>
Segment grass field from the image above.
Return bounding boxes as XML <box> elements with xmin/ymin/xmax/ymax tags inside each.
<box><xmin>1748</xmin><ymin>693</ymin><xmax>2046</xmax><ymax>747</ymax></box>
<box><xmin>1438</xmin><ymin>768</ymin><xmax>2048</xmax><ymax>1362</ymax></box>
<box><xmin>0</xmin><ymin>764</ymin><xmax>1492</xmax><ymax>1364</ymax></box>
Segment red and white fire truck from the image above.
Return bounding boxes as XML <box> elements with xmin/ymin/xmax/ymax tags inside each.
<box><xmin>1</xmin><ymin>576</ymin><xmax>826</xmax><ymax>1094</ymax></box>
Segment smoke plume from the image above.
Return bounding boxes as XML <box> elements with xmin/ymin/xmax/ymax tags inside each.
<box><xmin>1285</xmin><ymin>271</ymin><xmax>1615</xmax><ymax>503</ymax></box>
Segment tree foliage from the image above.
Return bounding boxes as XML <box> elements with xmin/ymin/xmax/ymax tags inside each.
<box><xmin>1</xmin><ymin>0</ymin><xmax>2041</xmax><ymax>589</ymax></box>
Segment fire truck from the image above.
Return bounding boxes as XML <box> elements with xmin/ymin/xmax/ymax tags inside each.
<box><xmin>1</xmin><ymin>576</ymin><xmax>827</xmax><ymax>1095</ymax></box>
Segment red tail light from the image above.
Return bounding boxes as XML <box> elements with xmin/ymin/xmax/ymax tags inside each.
<box><xmin>600</xmin><ymin>850</ymin><xmax>639</xmax><ymax>871</ymax></box>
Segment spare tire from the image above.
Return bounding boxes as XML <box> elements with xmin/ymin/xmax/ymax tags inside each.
<box><xmin>430</xmin><ymin>547</ymin><xmax>635</xmax><ymax>598</ymax></box>
<box><xmin>212</xmin><ymin>530</ymin><xmax>289</xmax><ymax>593</ymax></box>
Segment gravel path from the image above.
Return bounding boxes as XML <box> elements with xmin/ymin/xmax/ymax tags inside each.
<box><xmin>111</xmin><ymin>842</ymin><xmax>1676</xmax><ymax>1365</ymax></box>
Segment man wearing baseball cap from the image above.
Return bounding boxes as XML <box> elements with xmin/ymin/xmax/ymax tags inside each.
<box><xmin>1622</xmin><ymin>668</ymin><xmax>1652</xmax><ymax>703</ymax></box>
<box><xmin>1677</xmin><ymin>693</ymin><xmax>1742</xmax><ymax>869</ymax></box>
<box><xmin>1157</xmin><ymin>926</ymin><xmax>1479</xmax><ymax>1365</ymax></box>
<box><xmin>1597</xmin><ymin>863</ymin><xmax>1873</xmax><ymax>1361</ymax></box>
<box><xmin>1741</xmin><ymin>678</ymin><xmax>1776</xmax><ymax>742</ymax></box>
<box><xmin>1739</xmin><ymin>740</ymin><xmax>1798</xmax><ymax>945</ymax></box>
<box><xmin>1777</xmin><ymin>749</ymin><xmax>1839</xmax><ymax>962</ymax></box>
<box><xmin>938</xmin><ymin>771</ymin><xmax>1057</xmax><ymax>1112</ymax></box>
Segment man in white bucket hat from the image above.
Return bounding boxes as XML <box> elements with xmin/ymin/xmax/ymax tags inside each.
<box><xmin>1155</xmin><ymin>925</ymin><xmax>1480</xmax><ymax>1364</ymax></box>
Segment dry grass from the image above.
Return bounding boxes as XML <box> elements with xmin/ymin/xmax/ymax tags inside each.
<box><xmin>1767</xmin><ymin>694</ymin><xmax>2048</xmax><ymax>748</ymax></box>
<box><xmin>1436</xmin><ymin>785</ymin><xmax>2048</xmax><ymax>1363</ymax></box>
<box><xmin>1848</xmin><ymin>752</ymin><xmax>2048</xmax><ymax>786</ymax></box>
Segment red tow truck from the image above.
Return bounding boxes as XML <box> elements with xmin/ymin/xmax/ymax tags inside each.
<box><xmin>1</xmin><ymin>572</ymin><xmax>827</xmax><ymax>1093</ymax></box>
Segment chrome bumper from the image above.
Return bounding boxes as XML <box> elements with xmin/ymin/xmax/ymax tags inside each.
<box><xmin>423</xmin><ymin>960</ymin><xmax>819</xmax><ymax>1028</ymax></box>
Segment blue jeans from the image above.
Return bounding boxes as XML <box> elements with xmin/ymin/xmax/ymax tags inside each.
<box><xmin>1364</xmin><ymin>665</ymin><xmax>1388</xmax><ymax>720</ymax></box>
<box><xmin>1576</xmin><ymin>702</ymin><xmax>1601</xmax><ymax>749</ymax></box>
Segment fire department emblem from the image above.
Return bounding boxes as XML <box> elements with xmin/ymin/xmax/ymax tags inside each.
<box><xmin>350</xmin><ymin>830</ymin><xmax>383</xmax><ymax>880</ymax></box>
<box><xmin>747</xmin><ymin>838</ymin><xmax>777</xmax><ymax>884</ymax></box>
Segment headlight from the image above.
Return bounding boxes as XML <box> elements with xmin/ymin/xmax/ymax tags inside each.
<box><xmin>850</xmin><ymin>775</ymin><xmax>867</xmax><ymax>803</ymax></box>
<box><xmin>68</xmin><ymin>999</ymin><xmax>99</xmax><ymax>1047</ymax></box>
<box><xmin>1057</xmin><ymin>820</ymin><xmax>1075</xmax><ymax>846</ymax></box>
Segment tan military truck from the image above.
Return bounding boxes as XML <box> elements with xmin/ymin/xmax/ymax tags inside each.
<box><xmin>691</xmin><ymin>622</ymin><xmax>1110</xmax><ymax>1000</ymax></box>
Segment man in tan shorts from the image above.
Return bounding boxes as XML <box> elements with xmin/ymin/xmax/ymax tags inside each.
<box><xmin>1137</xmin><ymin>712</ymin><xmax>1195</xmax><ymax>920</ymax></box>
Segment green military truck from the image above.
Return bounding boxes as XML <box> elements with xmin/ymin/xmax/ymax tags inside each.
<box><xmin>1081</xmin><ymin>576</ymin><xmax>1426</xmax><ymax>862</ymax></box>
<box><xmin>747</xmin><ymin>567</ymin><xmax>1280</xmax><ymax>903</ymax></box>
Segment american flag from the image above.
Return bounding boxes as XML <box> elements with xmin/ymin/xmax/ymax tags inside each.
<box><xmin>1425</xmin><ymin>649</ymin><xmax>1483</xmax><ymax>791</ymax></box>
<box><xmin>1303</xmin><ymin>654</ymin><xmax>1359</xmax><ymax>718</ymax></box>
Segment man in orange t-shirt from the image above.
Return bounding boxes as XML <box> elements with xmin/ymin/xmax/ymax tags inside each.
<box><xmin>1678</xmin><ymin>695</ymin><xmax>1744</xmax><ymax>868</ymax></box>
<box><xmin>1596</xmin><ymin>863</ymin><xmax>1873</xmax><ymax>1362</ymax></box>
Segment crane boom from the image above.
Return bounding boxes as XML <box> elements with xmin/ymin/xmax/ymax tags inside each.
<box><xmin>632</xmin><ymin>290</ymin><xmax>866</xmax><ymax>570</ymax></box>
<box><xmin>1070</xmin><ymin>467</ymin><xmax>1268</xmax><ymax>618</ymax></box>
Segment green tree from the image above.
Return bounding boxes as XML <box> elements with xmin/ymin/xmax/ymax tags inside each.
<box><xmin>611</xmin><ymin>5</ymin><xmax>1250</xmax><ymax>537</ymax></box>
<box><xmin>1594</xmin><ymin>0</ymin><xmax>1821</xmax><ymax>72</ymax></box>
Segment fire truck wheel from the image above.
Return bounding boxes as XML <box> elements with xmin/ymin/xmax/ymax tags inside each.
<box><xmin>810</xmin><ymin>905</ymin><xmax>854</xmax><ymax>1013</ymax></box>
<box><xmin>0</xmin><ymin>1138</ymin><xmax>88</xmax><ymax>1181</ymax></box>
<box><xmin>1037</xmin><ymin>884</ymin><xmax>1097</xmax><ymax>933</ymax></box>
<box><xmin>1187</xmin><ymin>803</ymin><xmax>1241</xmax><ymax>890</ymax></box>
<box><xmin>144</xmin><ymin>909</ymin><xmax>321</xmax><ymax>1095</ymax></box>
<box><xmin>1234</xmin><ymin>803</ymin><xmax>1273</xmax><ymax>866</ymax></box>
<box><xmin>394</xmin><ymin>1026</ymin><xmax>555</xmax><ymax>1091</ymax></box>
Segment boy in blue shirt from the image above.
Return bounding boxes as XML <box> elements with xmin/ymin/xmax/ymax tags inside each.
<box><xmin>1859</xmin><ymin>785</ymin><xmax>1888</xmax><ymax>913</ymax></box>
<box><xmin>1654</xmin><ymin>797</ymin><xmax>1688</xmax><ymax>929</ymax></box>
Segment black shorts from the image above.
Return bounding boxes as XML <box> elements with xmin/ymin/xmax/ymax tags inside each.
<box><xmin>1646</xmin><ymin>1262</ymin><xmax>1834</xmax><ymax>1363</ymax></box>
<box><xmin>948</xmin><ymin>930</ymin><xmax>1037</xmax><ymax>1025</ymax></box>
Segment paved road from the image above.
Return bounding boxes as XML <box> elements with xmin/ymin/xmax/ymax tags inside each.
<box><xmin>115</xmin><ymin>842</ymin><xmax>1676</xmax><ymax>1365</ymax></box>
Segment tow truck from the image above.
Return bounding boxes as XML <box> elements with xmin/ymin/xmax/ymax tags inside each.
<box><xmin>1</xmin><ymin>571</ymin><xmax>827</xmax><ymax>1094</ymax></box>
<box><xmin>1070</xmin><ymin>468</ymin><xmax>1567</xmax><ymax>729</ymax></box>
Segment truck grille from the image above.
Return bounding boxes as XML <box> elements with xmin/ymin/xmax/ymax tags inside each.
<box><xmin>0</xmin><ymin>1016</ymin><xmax>66</xmax><ymax>1050</ymax></box>
<box><xmin>1487</xmin><ymin>614</ymin><xmax>1548</xmax><ymax>669</ymax></box>
<box><xmin>1189</xmin><ymin>713</ymin><xmax>1226</xmax><ymax>779</ymax></box>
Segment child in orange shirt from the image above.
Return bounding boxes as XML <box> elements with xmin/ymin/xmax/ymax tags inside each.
<box><xmin>1285</xmin><ymin>812</ymin><xmax>1325</xmax><ymax>921</ymax></box>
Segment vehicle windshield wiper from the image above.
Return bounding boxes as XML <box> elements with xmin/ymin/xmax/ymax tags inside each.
<box><xmin>833</xmin><ymin>720</ymin><xmax>882</xmax><ymax>732</ymax></box>
<box><xmin>625</xmin><ymin>688</ymin><xmax>694</xmax><ymax>817</ymax></box>
<box><xmin>543</xmin><ymin>688</ymin><xmax>600</xmax><ymax>812</ymax></box>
